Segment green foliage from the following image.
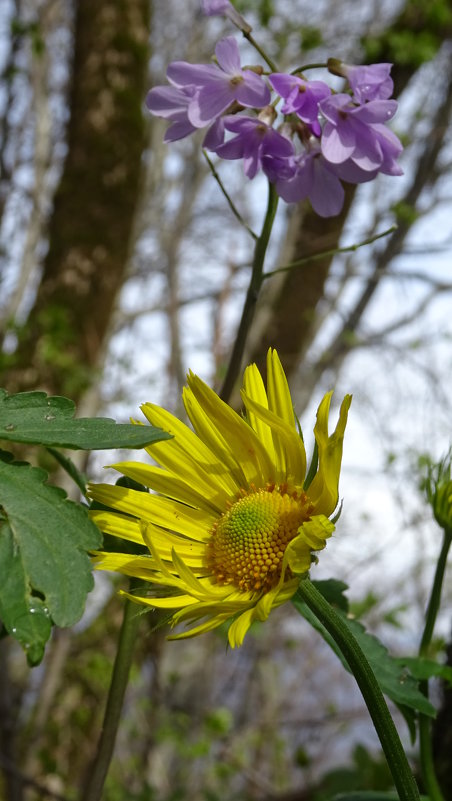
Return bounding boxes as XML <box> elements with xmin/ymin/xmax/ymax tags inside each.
<box><xmin>0</xmin><ymin>390</ymin><xmax>171</xmax><ymax>664</ymax></box>
<box><xmin>396</xmin><ymin>656</ymin><xmax>452</xmax><ymax>685</ymax></box>
<box><xmin>293</xmin><ymin>579</ymin><xmax>436</xmax><ymax>730</ymax></box>
<box><xmin>0</xmin><ymin>449</ymin><xmax>102</xmax><ymax>664</ymax></box>
<box><xmin>299</xmin><ymin>26</ymin><xmax>323</xmax><ymax>52</ymax></box>
<box><xmin>315</xmin><ymin>745</ymin><xmax>393</xmax><ymax>800</ymax></box>
<box><xmin>0</xmin><ymin>388</ymin><xmax>172</xmax><ymax>449</ymax></box>
<box><xmin>391</xmin><ymin>200</ymin><xmax>419</xmax><ymax>226</ymax></box>
<box><xmin>329</xmin><ymin>795</ymin><xmax>429</xmax><ymax>801</ymax></box>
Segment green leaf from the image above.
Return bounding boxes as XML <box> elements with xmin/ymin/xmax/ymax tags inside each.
<box><xmin>0</xmin><ymin>520</ymin><xmax>52</xmax><ymax>665</ymax></box>
<box><xmin>396</xmin><ymin>655</ymin><xmax>452</xmax><ymax>685</ymax></box>
<box><xmin>312</xmin><ymin>578</ymin><xmax>349</xmax><ymax>611</ymax></box>
<box><xmin>293</xmin><ymin>581</ymin><xmax>436</xmax><ymax>721</ymax></box>
<box><xmin>0</xmin><ymin>389</ymin><xmax>171</xmax><ymax>450</ymax></box>
<box><xmin>0</xmin><ymin>450</ymin><xmax>102</xmax><ymax>663</ymax></box>
<box><xmin>330</xmin><ymin>793</ymin><xmax>430</xmax><ymax>801</ymax></box>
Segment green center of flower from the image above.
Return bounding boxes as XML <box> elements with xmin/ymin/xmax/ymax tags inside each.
<box><xmin>207</xmin><ymin>486</ymin><xmax>312</xmax><ymax>592</ymax></box>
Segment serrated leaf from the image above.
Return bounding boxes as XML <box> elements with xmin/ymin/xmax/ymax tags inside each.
<box><xmin>0</xmin><ymin>521</ymin><xmax>52</xmax><ymax>665</ymax></box>
<box><xmin>0</xmin><ymin>389</ymin><xmax>171</xmax><ymax>450</ymax></box>
<box><xmin>293</xmin><ymin>581</ymin><xmax>436</xmax><ymax>721</ymax></box>
<box><xmin>0</xmin><ymin>450</ymin><xmax>102</xmax><ymax>662</ymax></box>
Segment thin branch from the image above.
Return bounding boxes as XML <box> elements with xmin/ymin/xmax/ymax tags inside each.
<box><xmin>263</xmin><ymin>226</ymin><xmax>397</xmax><ymax>280</ymax></box>
<box><xmin>203</xmin><ymin>150</ymin><xmax>258</xmax><ymax>240</ymax></box>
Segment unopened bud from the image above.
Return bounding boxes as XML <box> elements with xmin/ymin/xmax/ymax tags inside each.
<box><xmin>426</xmin><ymin>450</ymin><xmax>452</xmax><ymax>533</ymax></box>
<box><xmin>258</xmin><ymin>105</ymin><xmax>277</xmax><ymax>126</ymax></box>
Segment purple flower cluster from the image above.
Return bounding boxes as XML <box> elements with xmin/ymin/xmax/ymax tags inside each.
<box><xmin>146</xmin><ymin>37</ymin><xmax>403</xmax><ymax>217</ymax></box>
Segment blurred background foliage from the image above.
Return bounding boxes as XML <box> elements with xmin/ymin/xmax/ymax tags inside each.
<box><xmin>1</xmin><ymin>0</ymin><xmax>452</xmax><ymax>799</ymax></box>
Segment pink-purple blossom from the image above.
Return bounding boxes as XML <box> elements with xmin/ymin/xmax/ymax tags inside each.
<box><xmin>146</xmin><ymin>31</ymin><xmax>403</xmax><ymax>219</ymax></box>
<box><xmin>201</xmin><ymin>0</ymin><xmax>232</xmax><ymax>13</ymax></box>
<box><xmin>212</xmin><ymin>115</ymin><xmax>295</xmax><ymax>179</ymax></box>
<box><xmin>200</xmin><ymin>0</ymin><xmax>252</xmax><ymax>32</ymax></box>
<box><xmin>166</xmin><ymin>37</ymin><xmax>270</xmax><ymax>127</ymax></box>
<box><xmin>319</xmin><ymin>93</ymin><xmax>399</xmax><ymax>171</ymax></box>
<box><xmin>342</xmin><ymin>62</ymin><xmax>394</xmax><ymax>104</ymax></box>
<box><xmin>275</xmin><ymin>150</ymin><xmax>345</xmax><ymax>217</ymax></box>
<box><xmin>269</xmin><ymin>73</ymin><xmax>330</xmax><ymax>136</ymax></box>
<box><xmin>146</xmin><ymin>85</ymin><xmax>198</xmax><ymax>142</ymax></box>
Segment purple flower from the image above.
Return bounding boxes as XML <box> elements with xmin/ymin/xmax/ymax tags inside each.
<box><xmin>343</xmin><ymin>62</ymin><xmax>394</xmax><ymax>104</ymax></box>
<box><xmin>201</xmin><ymin>0</ymin><xmax>232</xmax><ymax>13</ymax></box>
<box><xmin>269</xmin><ymin>73</ymin><xmax>330</xmax><ymax>136</ymax></box>
<box><xmin>275</xmin><ymin>149</ymin><xmax>345</xmax><ymax>217</ymax></box>
<box><xmin>319</xmin><ymin>93</ymin><xmax>400</xmax><ymax>171</ymax></box>
<box><xmin>146</xmin><ymin>84</ymin><xmax>199</xmax><ymax>142</ymax></box>
<box><xmin>366</xmin><ymin>124</ymin><xmax>403</xmax><ymax>176</ymax></box>
<box><xmin>167</xmin><ymin>37</ymin><xmax>271</xmax><ymax>127</ymax></box>
<box><xmin>212</xmin><ymin>115</ymin><xmax>294</xmax><ymax>179</ymax></box>
<box><xmin>200</xmin><ymin>0</ymin><xmax>252</xmax><ymax>32</ymax></box>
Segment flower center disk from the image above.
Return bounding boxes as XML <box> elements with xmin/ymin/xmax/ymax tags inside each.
<box><xmin>207</xmin><ymin>486</ymin><xmax>312</xmax><ymax>592</ymax></box>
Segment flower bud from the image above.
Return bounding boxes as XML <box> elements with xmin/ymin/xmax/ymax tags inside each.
<box><xmin>426</xmin><ymin>450</ymin><xmax>452</xmax><ymax>533</ymax></box>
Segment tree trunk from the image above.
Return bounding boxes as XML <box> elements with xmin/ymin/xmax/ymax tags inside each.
<box><xmin>2</xmin><ymin>0</ymin><xmax>151</xmax><ymax>400</ymax></box>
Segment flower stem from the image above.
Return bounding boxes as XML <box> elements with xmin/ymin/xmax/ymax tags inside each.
<box><xmin>82</xmin><ymin>580</ymin><xmax>142</xmax><ymax>801</ymax></box>
<box><xmin>220</xmin><ymin>183</ymin><xmax>278</xmax><ymax>403</ymax></box>
<box><xmin>417</xmin><ymin>528</ymin><xmax>451</xmax><ymax>801</ymax></box>
<box><xmin>296</xmin><ymin>580</ymin><xmax>420</xmax><ymax>801</ymax></box>
<box><xmin>243</xmin><ymin>31</ymin><xmax>278</xmax><ymax>72</ymax></box>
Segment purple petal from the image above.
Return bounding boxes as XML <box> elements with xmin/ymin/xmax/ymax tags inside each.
<box><xmin>319</xmin><ymin>93</ymin><xmax>353</xmax><ymax>123</ymax></box>
<box><xmin>215</xmin><ymin>37</ymin><xmax>241</xmax><ymax>74</ymax></box>
<box><xmin>215</xmin><ymin>136</ymin><xmax>247</xmax><ymax>160</ymax></box>
<box><xmin>242</xmin><ymin>151</ymin><xmax>260</xmax><ymax>179</ymax></box>
<box><xmin>351</xmin><ymin>99</ymin><xmax>397</xmax><ymax>124</ymax></box>
<box><xmin>344</xmin><ymin>62</ymin><xmax>394</xmax><ymax>103</ymax></box>
<box><xmin>167</xmin><ymin>61</ymin><xmax>220</xmax><ymax>88</ymax></box>
<box><xmin>235</xmin><ymin>71</ymin><xmax>271</xmax><ymax>108</ymax></box>
<box><xmin>146</xmin><ymin>85</ymin><xmax>194</xmax><ymax>118</ymax></box>
<box><xmin>309</xmin><ymin>160</ymin><xmax>344</xmax><ymax>216</ymax></box>
<box><xmin>203</xmin><ymin>117</ymin><xmax>226</xmax><ymax>149</ymax></box>
<box><xmin>332</xmin><ymin>159</ymin><xmax>378</xmax><ymax>183</ymax></box>
<box><xmin>321</xmin><ymin>122</ymin><xmax>355</xmax><ymax>163</ymax></box>
<box><xmin>164</xmin><ymin>119</ymin><xmax>197</xmax><ymax>142</ymax></box>
<box><xmin>269</xmin><ymin>73</ymin><xmax>301</xmax><ymax>96</ymax></box>
<box><xmin>188</xmin><ymin>81</ymin><xmax>232</xmax><ymax>126</ymax></box>
<box><xmin>201</xmin><ymin>0</ymin><xmax>232</xmax><ymax>14</ymax></box>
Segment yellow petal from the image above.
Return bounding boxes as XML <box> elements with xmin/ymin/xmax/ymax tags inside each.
<box><xmin>90</xmin><ymin>510</ymin><xmax>144</xmax><ymax>544</ymax></box>
<box><xmin>307</xmin><ymin>393</ymin><xmax>351</xmax><ymax>516</ymax></box>
<box><xmin>241</xmin><ymin>391</ymin><xmax>306</xmax><ymax>484</ymax></box>
<box><xmin>141</xmin><ymin>402</ymin><xmax>239</xmax><ymax>499</ymax></box>
<box><xmin>186</xmin><ymin>373</ymin><xmax>276</xmax><ymax>487</ymax></box>
<box><xmin>242</xmin><ymin>363</ymin><xmax>276</xmax><ymax>460</ymax></box>
<box><xmin>88</xmin><ymin>483</ymin><xmax>214</xmax><ymax>541</ymax></box>
<box><xmin>266</xmin><ymin>349</ymin><xmax>296</xmax><ymax>427</ymax></box>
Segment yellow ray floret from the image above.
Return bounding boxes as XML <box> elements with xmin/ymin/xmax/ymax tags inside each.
<box><xmin>88</xmin><ymin>349</ymin><xmax>351</xmax><ymax>648</ymax></box>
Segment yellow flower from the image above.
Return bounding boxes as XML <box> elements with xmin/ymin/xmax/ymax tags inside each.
<box><xmin>88</xmin><ymin>350</ymin><xmax>351</xmax><ymax>648</ymax></box>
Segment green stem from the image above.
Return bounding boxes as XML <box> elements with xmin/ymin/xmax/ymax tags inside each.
<box><xmin>291</xmin><ymin>62</ymin><xmax>328</xmax><ymax>74</ymax></box>
<box><xmin>220</xmin><ymin>183</ymin><xmax>278</xmax><ymax>403</ymax></box>
<box><xmin>82</xmin><ymin>580</ymin><xmax>142</xmax><ymax>801</ymax></box>
<box><xmin>296</xmin><ymin>580</ymin><xmax>420</xmax><ymax>801</ymax></box>
<box><xmin>243</xmin><ymin>31</ymin><xmax>278</xmax><ymax>72</ymax></box>
<box><xmin>417</xmin><ymin>528</ymin><xmax>451</xmax><ymax>801</ymax></box>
